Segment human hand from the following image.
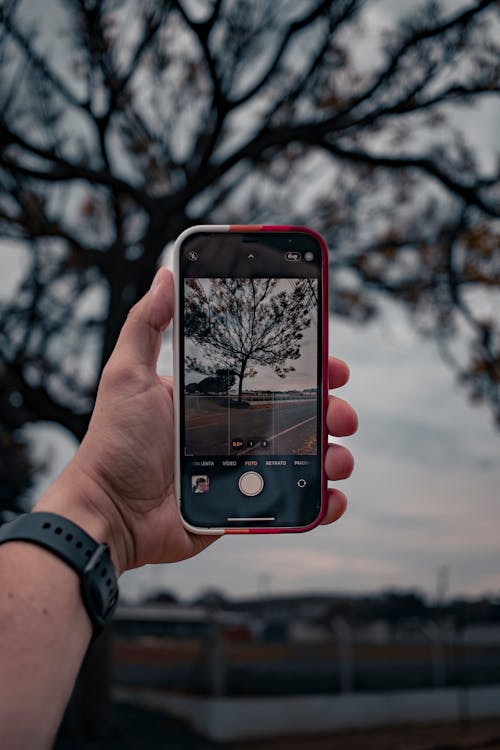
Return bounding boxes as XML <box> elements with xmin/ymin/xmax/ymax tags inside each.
<box><xmin>37</xmin><ymin>268</ymin><xmax>357</xmax><ymax>574</ymax></box>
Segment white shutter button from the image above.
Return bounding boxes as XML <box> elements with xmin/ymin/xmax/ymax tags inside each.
<box><xmin>238</xmin><ymin>471</ymin><xmax>264</xmax><ymax>496</ymax></box>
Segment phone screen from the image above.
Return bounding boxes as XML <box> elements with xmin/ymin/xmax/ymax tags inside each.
<box><xmin>177</xmin><ymin>229</ymin><xmax>326</xmax><ymax>530</ymax></box>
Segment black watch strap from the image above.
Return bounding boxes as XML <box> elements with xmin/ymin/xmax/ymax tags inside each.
<box><xmin>0</xmin><ymin>512</ymin><xmax>119</xmax><ymax>638</ymax></box>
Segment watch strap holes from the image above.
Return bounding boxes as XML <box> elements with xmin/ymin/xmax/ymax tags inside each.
<box><xmin>0</xmin><ymin>513</ymin><xmax>119</xmax><ymax>638</ymax></box>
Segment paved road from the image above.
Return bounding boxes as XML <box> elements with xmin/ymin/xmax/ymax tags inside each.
<box><xmin>185</xmin><ymin>397</ymin><xmax>317</xmax><ymax>455</ymax></box>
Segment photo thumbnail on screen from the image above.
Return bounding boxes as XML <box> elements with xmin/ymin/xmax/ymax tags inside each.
<box><xmin>183</xmin><ymin>278</ymin><xmax>319</xmax><ymax>456</ymax></box>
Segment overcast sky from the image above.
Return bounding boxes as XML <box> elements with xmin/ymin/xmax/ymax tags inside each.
<box><xmin>2</xmin><ymin>0</ymin><xmax>499</xmax><ymax>605</ymax></box>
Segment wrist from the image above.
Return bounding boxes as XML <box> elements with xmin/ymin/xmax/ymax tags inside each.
<box><xmin>34</xmin><ymin>459</ymin><xmax>132</xmax><ymax>576</ymax></box>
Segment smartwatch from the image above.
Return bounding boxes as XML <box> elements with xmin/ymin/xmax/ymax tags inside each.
<box><xmin>0</xmin><ymin>512</ymin><xmax>119</xmax><ymax>639</ymax></box>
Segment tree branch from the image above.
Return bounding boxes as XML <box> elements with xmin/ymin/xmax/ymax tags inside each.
<box><xmin>173</xmin><ymin>115</ymin><xmax>497</xmax><ymax>219</ymax></box>
<box><xmin>229</xmin><ymin>0</ymin><xmax>350</xmax><ymax>108</ymax></box>
<box><xmin>337</xmin><ymin>82</ymin><xmax>500</xmax><ymax>136</ymax></box>
<box><xmin>318</xmin><ymin>140</ymin><xmax>499</xmax><ymax>217</ymax></box>
<box><xmin>118</xmin><ymin>6</ymin><xmax>168</xmax><ymax>93</ymax></box>
<box><xmin>0</xmin><ymin>6</ymin><xmax>90</xmax><ymax>113</ymax></box>
<box><xmin>263</xmin><ymin>0</ymin><xmax>360</xmax><ymax>121</ymax></box>
<box><xmin>1</xmin><ymin>127</ymin><xmax>152</xmax><ymax>208</ymax></box>
<box><xmin>173</xmin><ymin>0</ymin><xmax>229</xmax><ymax>172</ymax></box>
<box><xmin>335</xmin><ymin>0</ymin><xmax>497</xmax><ymax>121</ymax></box>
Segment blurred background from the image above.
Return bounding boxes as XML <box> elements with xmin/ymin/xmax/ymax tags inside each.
<box><xmin>0</xmin><ymin>0</ymin><xmax>499</xmax><ymax>748</ymax></box>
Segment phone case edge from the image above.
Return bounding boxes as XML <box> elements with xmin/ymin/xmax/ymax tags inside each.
<box><xmin>172</xmin><ymin>224</ymin><xmax>329</xmax><ymax>536</ymax></box>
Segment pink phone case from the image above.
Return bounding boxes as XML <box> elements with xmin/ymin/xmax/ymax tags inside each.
<box><xmin>173</xmin><ymin>224</ymin><xmax>329</xmax><ymax>535</ymax></box>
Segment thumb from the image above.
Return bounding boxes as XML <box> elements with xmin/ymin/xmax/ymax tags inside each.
<box><xmin>110</xmin><ymin>267</ymin><xmax>174</xmax><ymax>370</ymax></box>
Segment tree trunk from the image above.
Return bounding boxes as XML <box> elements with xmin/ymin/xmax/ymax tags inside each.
<box><xmin>237</xmin><ymin>362</ymin><xmax>246</xmax><ymax>405</ymax></box>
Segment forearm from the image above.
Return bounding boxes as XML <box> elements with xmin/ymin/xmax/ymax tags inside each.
<box><xmin>0</xmin><ymin>542</ymin><xmax>91</xmax><ymax>749</ymax></box>
<box><xmin>0</xmin><ymin>464</ymin><xmax>121</xmax><ymax>750</ymax></box>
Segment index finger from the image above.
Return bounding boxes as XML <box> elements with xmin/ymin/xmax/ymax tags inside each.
<box><xmin>328</xmin><ymin>357</ymin><xmax>350</xmax><ymax>389</ymax></box>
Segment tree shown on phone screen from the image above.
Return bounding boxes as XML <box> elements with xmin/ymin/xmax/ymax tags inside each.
<box><xmin>184</xmin><ymin>278</ymin><xmax>317</xmax><ymax>405</ymax></box>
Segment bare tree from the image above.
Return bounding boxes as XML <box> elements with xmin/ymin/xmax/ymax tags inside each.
<box><xmin>185</xmin><ymin>278</ymin><xmax>315</xmax><ymax>403</ymax></box>
<box><xmin>0</xmin><ymin>0</ymin><xmax>499</xmax><ymax>503</ymax></box>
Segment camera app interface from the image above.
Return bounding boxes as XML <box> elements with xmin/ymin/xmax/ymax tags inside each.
<box><xmin>180</xmin><ymin>232</ymin><xmax>323</xmax><ymax>528</ymax></box>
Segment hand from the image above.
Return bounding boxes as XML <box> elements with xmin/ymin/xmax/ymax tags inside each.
<box><xmin>322</xmin><ymin>356</ymin><xmax>358</xmax><ymax>524</ymax></box>
<box><xmin>38</xmin><ymin>268</ymin><xmax>357</xmax><ymax>574</ymax></box>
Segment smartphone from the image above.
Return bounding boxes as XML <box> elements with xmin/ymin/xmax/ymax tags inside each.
<box><xmin>173</xmin><ymin>225</ymin><xmax>328</xmax><ymax>535</ymax></box>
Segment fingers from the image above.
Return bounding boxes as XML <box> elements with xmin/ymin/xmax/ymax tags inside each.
<box><xmin>327</xmin><ymin>395</ymin><xmax>358</xmax><ymax>437</ymax></box>
<box><xmin>325</xmin><ymin>443</ymin><xmax>354</xmax><ymax>480</ymax></box>
<box><xmin>321</xmin><ymin>488</ymin><xmax>348</xmax><ymax>525</ymax></box>
<box><xmin>328</xmin><ymin>357</ymin><xmax>349</xmax><ymax>389</ymax></box>
<box><xmin>148</xmin><ymin>267</ymin><xmax>175</xmax><ymax>332</ymax></box>
<box><xmin>323</xmin><ymin>357</ymin><xmax>356</xmax><ymax>526</ymax></box>
<box><xmin>108</xmin><ymin>268</ymin><xmax>174</xmax><ymax>371</ymax></box>
<box><xmin>322</xmin><ymin>444</ymin><xmax>353</xmax><ymax>526</ymax></box>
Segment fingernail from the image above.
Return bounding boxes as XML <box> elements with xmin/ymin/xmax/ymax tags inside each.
<box><xmin>150</xmin><ymin>268</ymin><xmax>162</xmax><ymax>291</ymax></box>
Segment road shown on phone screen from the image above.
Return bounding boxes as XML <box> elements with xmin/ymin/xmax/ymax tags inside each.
<box><xmin>185</xmin><ymin>396</ymin><xmax>317</xmax><ymax>455</ymax></box>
